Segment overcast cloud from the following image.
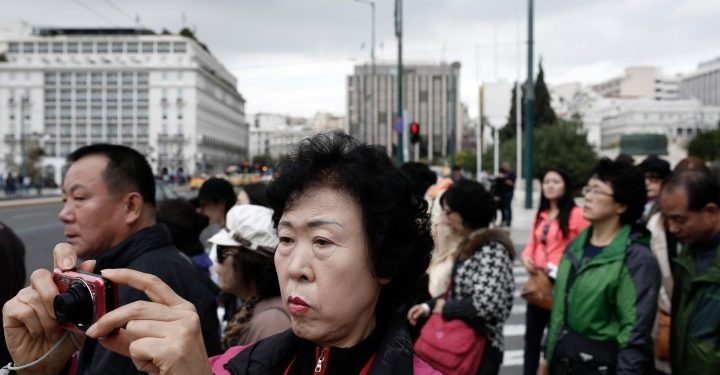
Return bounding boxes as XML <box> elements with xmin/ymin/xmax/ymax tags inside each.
<box><xmin>1</xmin><ymin>0</ymin><xmax>719</xmax><ymax>118</ymax></box>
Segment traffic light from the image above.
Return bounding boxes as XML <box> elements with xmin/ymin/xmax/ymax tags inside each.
<box><xmin>410</xmin><ymin>122</ymin><xmax>420</xmax><ymax>144</ymax></box>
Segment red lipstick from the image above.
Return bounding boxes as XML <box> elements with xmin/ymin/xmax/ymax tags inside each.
<box><xmin>288</xmin><ymin>296</ymin><xmax>310</xmax><ymax>315</ymax></box>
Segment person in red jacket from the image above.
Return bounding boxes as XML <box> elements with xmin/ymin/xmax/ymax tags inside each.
<box><xmin>521</xmin><ymin>168</ymin><xmax>589</xmax><ymax>375</ymax></box>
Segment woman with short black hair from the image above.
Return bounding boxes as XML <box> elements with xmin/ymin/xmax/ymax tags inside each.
<box><xmin>408</xmin><ymin>179</ymin><xmax>515</xmax><ymax>375</ymax></box>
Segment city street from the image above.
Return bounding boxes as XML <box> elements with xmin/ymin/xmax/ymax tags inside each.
<box><xmin>1</xmin><ymin>201</ymin><xmax>64</xmax><ymax>276</ymax></box>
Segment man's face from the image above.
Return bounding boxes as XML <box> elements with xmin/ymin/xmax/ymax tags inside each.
<box><xmin>660</xmin><ymin>187</ymin><xmax>719</xmax><ymax>246</ymax></box>
<box><xmin>645</xmin><ymin>173</ymin><xmax>663</xmax><ymax>200</ymax></box>
<box><xmin>58</xmin><ymin>155</ymin><xmax>130</xmax><ymax>259</ymax></box>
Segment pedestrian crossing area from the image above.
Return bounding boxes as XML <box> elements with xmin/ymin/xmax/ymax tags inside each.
<box><xmin>500</xmin><ymin>263</ymin><xmax>532</xmax><ymax>374</ymax></box>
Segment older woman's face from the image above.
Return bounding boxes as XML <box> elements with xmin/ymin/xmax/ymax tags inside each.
<box><xmin>275</xmin><ymin>187</ymin><xmax>384</xmax><ymax>348</ymax></box>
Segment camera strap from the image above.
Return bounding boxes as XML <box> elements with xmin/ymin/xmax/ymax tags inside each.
<box><xmin>1</xmin><ymin>331</ymin><xmax>81</xmax><ymax>374</ymax></box>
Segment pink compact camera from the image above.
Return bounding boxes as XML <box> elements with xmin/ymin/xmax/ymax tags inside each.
<box><xmin>52</xmin><ymin>269</ymin><xmax>119</xmax><ymax>333</ymax></box>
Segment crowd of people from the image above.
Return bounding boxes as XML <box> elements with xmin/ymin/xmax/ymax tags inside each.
<box><xmin>1</xmin><ymin>131</ymin><xmax>720</xmax><ymax>374</ymax></box>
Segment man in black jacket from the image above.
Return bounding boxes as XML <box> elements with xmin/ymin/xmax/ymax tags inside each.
<box><xmin>2</xmin><ymin>144</ymin><xmax>220</xmax><ymax>374</ymax></box>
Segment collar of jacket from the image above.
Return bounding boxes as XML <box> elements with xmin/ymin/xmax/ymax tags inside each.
<box><xmin>224</xmin><ymin>319</ymin><xmax>415</xmax><ymax>374</ymax></box>
<box><xmin>674</xmin><ymin>236</ymin><xmax>720</xmax><ymax>284</ymax></box>
<box><xmin>93</xmin><ymin>224</ymin><xmax>173</xmax><ymax>271</ymax></box>
<box><xmin>566</xmin><ymin>224</ymin><xmax>648</xmax><ymax>268</ymax></box>
<box><xmin>458</xmin><ymin>227</ymin><xmax>515</xmax><ymax>260</ymax></box>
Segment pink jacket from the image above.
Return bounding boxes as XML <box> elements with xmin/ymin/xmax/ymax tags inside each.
<box><xmin>522</xmin><ymin>206</ymin><xmax>589</xmax><ymax>273</ymax></box>
<box><xmin>208</xmin><ymin>345</ymin><xmax>441</xmax><ymax>374</ymax></box>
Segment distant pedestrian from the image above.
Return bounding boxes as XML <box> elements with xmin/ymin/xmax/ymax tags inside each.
<box><xmin>408</xmin><ymin>179</ymin><xmax>515</xmax><ymax>375</ymax></box>
<box><xmin>521</xmin><ymin>169</ymin><xmax>589</xmax><ymax>375</ymax></box>
<box><xmin>235</xmin><ymin>182</ymin><xmax>269</xmax><ymax>207</ymax></box>
<box><xmin>5</xmin><ymin>173</ymin><xmax>16</xmax><ymax>196</ymax></box>
<box><xmin>0</xmin><ymin>221</ymin><xmax>26</xmax><ymax>367</ymax></box>
<box><xmin>451</xmin><ymin>165</ymin><xmax>465</xmax><ymax>182</ymax></box>
<box><xmin>660</xmin><ymin>170</ymin><xmax>720</xmax><ymax>374</ymax></box>
<box><xmin>156</xmin><ymin>198</ymin><xmax>214</xmax><ymax>277</ymax></box>
<box><xmin>638</xmin><ymin>155</ymin><xmax>673</xmax><ymax>373</ymax></box>
<box><xmin>546</xmin><ymin>158</ymin><xmax>659</xmax><ymax>374</ymax></box>
<box><xmin>639</xmin><ymin>155</ymin><xmax>671</xmax><ymax>224</ymax></box>
<box><xmin>496</xmin><ymin>161</ymin><xmax>516</xmax><ymax>226</ymax></box>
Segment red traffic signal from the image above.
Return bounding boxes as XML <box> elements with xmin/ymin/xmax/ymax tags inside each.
<box><xmin>410</xmin><ymin>122</ymin><xmax>420</xmax><ymax>144</ymax></box>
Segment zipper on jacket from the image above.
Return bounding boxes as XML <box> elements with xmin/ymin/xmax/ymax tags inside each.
<box><xmin>314</xmin><ymin>347</ymin><xmax>329</xmax><ymax>374</ymax></box>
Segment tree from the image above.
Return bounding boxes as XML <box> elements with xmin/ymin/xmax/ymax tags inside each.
<box><xmin>534</xmin><ymin>60</ymin><xmax>557</xmax><ymax>127</ymax></box>
<box><xmin>501</xmin><ymin>61</ymin><xmax>558</xmax><ymax>142</ymax></box>
<box><xmin>454</xmin><ymin>150</ymin><xmax>477</xmax><ymax>177</ymax></box>
<box><xmin>487</xmin><ymin>121</ymin><xmax>596</xmax><ymax>192</ymax></box>
<box><xmin>688</xmin><ymin>127</ymin><xmax>720</xmax><ymax>161</ymax></box>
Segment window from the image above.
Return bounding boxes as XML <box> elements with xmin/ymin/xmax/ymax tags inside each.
<box><xmin>38</xmin><ymin>42</ymin><xmax>49</xmax><ymax>53</ymax></box>
<box><xmin>52</xmin><ymin>42</ymin><xmax>64</xmax><ymax>53</ymax></box>
<box><xmin>60</xmin><ymin>73</ymin><xmax>72</xmax><ymax>86</ymax></box>
<box><xmin>82</xmin><ymin>42</ymin><xmax>94</xmax><ymax>53</ymax></box>
<box><xmin>122</xmin><ymin>72</ymin><xmax>134</xmax><ymax>85</ymax></box>
<box><xmin>137</xmin><ymin>72</ymin><xmax>149</xmax><ymax>85</ymax></box>
<box><xmin>142</xmin><ymin>42</ymin><xmax>153</xmax><ymax>54</ymax></box>
<box><xmin>75</xmin><ymin>72</ymin><xmax>88</xmax><ymax>85</ymax></box>
<box><xmin>158</xmin><ymin>42</ymin><xmax>170</xmax><ymax>53</ymax></box>
<box><xmin>127</xmin><ymin>42</ymin><xmax>138</xmax><ymax>53</ymax></box>
<box><xmin>97</xmin><ymin>42</ymin><xmax>108</xmax><ymax>53</ymax></box>
<box><xmin>67</xmin><ymin>42</ymin><xmax>79</xmax><ymax>54</ymax></box>
<box><xmin>112</xmin><ymin>42</ymin><xmax>123</xmax><ymax>53</ymax></box>
<box><xmin>45</xmin><ymin>72</ymin><xmax>57</xmax><ymax>85</ymax></box>
<box><xmin>106</xmin><ymin>72</ymin><xmax>118</xmax><ymax>86</ymax></box>
<box><xmin>91</xmin><ymin>123</ymin><xmax>103</xmax><ymax>137</ymax></box>
<box><xmin>8</xmin><ymin>42</ymin><xmax>19</xmax><ymax>53</ymax></box>
<box><xmin>22</xmin><ymin>42</ymin><xmax>34</xmax><ymax>53</ymax></box>
<box><xmin>173</xmin><ymin>42</ymin><xmax>187</xmax><ymax>53</ymax></box>
<box><xmin>91</xmin><ymin>73</ymin><xmax>103</xmax><ymax>85</ymax></box>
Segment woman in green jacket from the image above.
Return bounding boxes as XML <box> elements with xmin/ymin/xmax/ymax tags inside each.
<box><xmin>546</xmin><ymin>158</ymin><xmax>661</xmax><ymax>374</ymax></box>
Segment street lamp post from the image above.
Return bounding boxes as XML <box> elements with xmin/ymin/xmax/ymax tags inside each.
<box><xmin>354</xmin><ymin>0</ymin><xmax>375</xmax><ymax>145</ymax></box>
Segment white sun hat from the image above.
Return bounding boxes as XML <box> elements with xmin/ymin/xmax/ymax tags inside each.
<box><xmin>208</xmin><ymin>204</ymin><xmax>278</xmax><ymax>257</ymax></box>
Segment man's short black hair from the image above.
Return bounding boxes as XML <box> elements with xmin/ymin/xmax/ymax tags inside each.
<box><xmin>591</xmin><ymin>158</ymin><xmax>646</xmax><ymax>225</ymax></box>
<box><xmin>662</xmin><ymin>170</ymin><xmax>720</xmax><ymax>211</ymax></box>
<box><xmin>639</xmin><ymin>155</ymin><xmax>671</xmax><ymax>180</ymax></box>
<box><xmin>198</xmin><ymin>178</ymin><xmax>237</xmax><ymax>213</ymax></box>
<box><xmin>67</xmin><ymin>144</ymin><xmax>156</xmax><ymax>207</ymax></box>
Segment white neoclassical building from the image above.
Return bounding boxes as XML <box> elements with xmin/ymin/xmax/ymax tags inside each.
<box><xmin>0</xmin><ymin>22</ymin><xmax>248</xmax><ymax>184</ymax></box>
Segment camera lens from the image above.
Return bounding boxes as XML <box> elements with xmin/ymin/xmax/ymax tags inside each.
<box><xmin>54</xmin><ymin>280</ymin><xmax>94</xmax><ymax>329</ymax></box>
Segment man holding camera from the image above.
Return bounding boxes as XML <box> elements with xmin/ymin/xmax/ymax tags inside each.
<box><xmin>2</xmin><ymin>144</ymin><xmax>220</xmax><ymax>374</ymax></box>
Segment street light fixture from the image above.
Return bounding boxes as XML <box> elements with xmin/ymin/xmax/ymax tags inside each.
<box><xmin>353</xmin><ymin>0</ymin><xmax>375</xmax><ymax>144</ymax></box>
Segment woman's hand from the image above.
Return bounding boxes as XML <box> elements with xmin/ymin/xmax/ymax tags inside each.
<box><xmin>85</xmin><ymin>269</ymin><xmax>212</xmax><ymax>375</ymax></box>
<box><xmin>407</xmin><ymin>304</ymin><xmax>430</xmax><ymax>326</ymax></box>
<box><xmin>2</xmin><ymin>243</ymin><xmax>92</xmax><ymax>375</ymax></box>
<box><xmin>521</xmin><ymin>254</ymin><xmax>536</xmax><ymax>273</ymax></box>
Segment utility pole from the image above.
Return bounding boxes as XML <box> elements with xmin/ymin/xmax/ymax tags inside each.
<box><xmin>354</xmin><ymin>0</ymin><xmax>375</xmax><ymax>144</ymax></box>
<box><xmin>524</xmin><ymin>0</ymin><xmax>535</xmax><ymax>209</ymax></box>
<box><xmin>516</xmin><ymin>19</ymin><xmax>522</xmax><ymax>190</ymax></box>
<box><xmin>395</xmin><ymin>0</ymin><xmax>404</xmax><ymax>164</ymax></box>
<box><xmin>477</xmin><ymin>85</ymin><xmax>483</xmax><ymax>180</ymax></box>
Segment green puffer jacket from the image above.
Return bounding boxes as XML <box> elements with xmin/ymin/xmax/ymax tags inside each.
<box><xmin>546</xmin><ymin>225</ymin><xmax>660</xmax><ymax>373</ymax></box>
<box><xmin>671</xmin><ymin>243</ymin><xmax>720</xmax><ymax>374</ymax></box>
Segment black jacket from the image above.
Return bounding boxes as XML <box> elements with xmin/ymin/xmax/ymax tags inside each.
<box><xmin>225</xmin><ymin>321</ymin><xmax>416</xmax><ymax>374</ymax></box>
<box><xmin>76</xmin><ymin>224</ymin><xmax>221</xmax><ymax>374</ymax></box>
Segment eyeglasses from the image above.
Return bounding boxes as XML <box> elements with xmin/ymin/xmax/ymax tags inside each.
<box><xmin>582</xmin><ymin>186</ymin><xmax>613</xmax><ymax>198</ymax></box>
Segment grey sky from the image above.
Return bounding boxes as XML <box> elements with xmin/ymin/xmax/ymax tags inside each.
<box><xmin>2</xmin><ymin>0</ymin><xmax>719</xmax><ymax>118</ymax></box>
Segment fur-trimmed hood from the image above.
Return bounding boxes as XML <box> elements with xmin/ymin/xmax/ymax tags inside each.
<box><xmin>457</xmin><ymin>227</ymin><xmax>515</xmax><ymax>261</ymax></box>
